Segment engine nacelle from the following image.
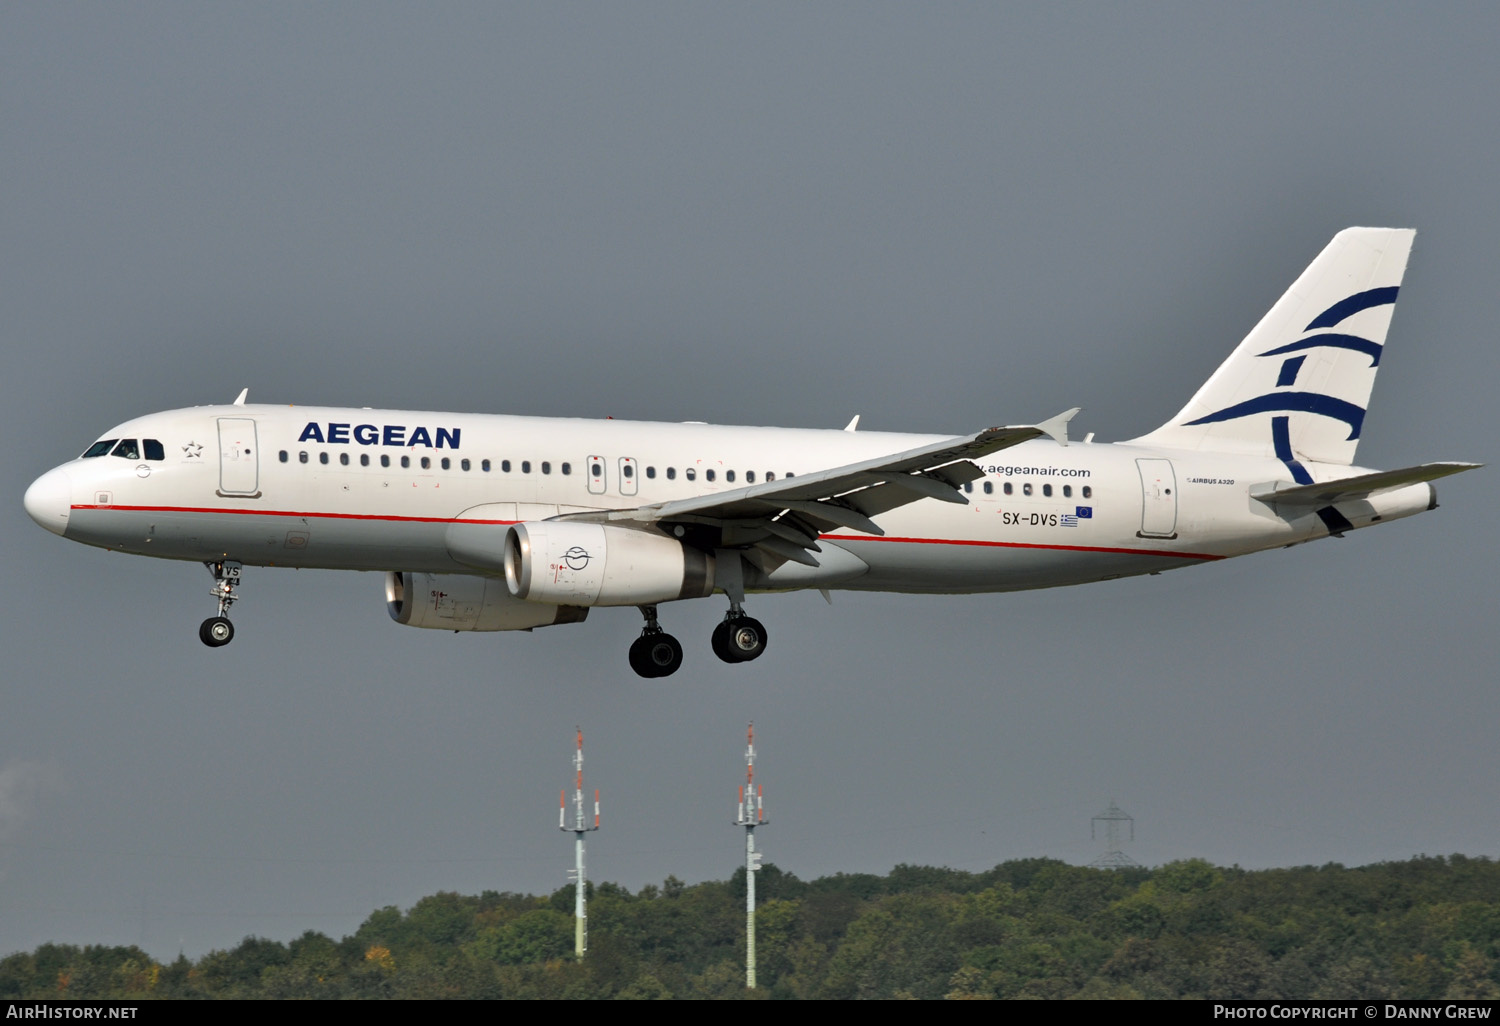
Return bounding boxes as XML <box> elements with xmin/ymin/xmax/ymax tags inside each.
<box><xmin>386</xmin><ymin>571</ymin><xmax>588</xmax><ymax>631</ymax></box>
<box><xmin>504</xmin><ymin>521</ymin><xmax>715</xmax><ymax>607</ymax></box>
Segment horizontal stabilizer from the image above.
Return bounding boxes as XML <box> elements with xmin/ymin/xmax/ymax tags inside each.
<box><xmin>1251</xmin><ymin>462</ymin><xmax>1480</xmax><ymax>506</ymax></box>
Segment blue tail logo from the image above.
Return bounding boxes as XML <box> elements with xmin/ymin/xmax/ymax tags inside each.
<box><xmin>1181</xmin><ymin>287</ymin><xmax>1398</xmax><ymax>443</ymax></box>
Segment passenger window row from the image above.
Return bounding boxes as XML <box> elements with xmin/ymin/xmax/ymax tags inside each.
<box><xmin>963</xmin><ymin>480</ymin><xmax>1093</xmax><ymax>499</ymax></box>
<box><xmin>276</xmin><ymin>450</ymin><xmax>797</xmax><ymax>484</ymax></box>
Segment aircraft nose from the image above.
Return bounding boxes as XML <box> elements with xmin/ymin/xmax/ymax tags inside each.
<box><xmin>24</xmin><ymin>467</ymin><xmax>72</xmax><ymax>536</ymax></box>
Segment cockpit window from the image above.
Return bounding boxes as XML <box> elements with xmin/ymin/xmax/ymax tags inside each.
<box><xmin>82</xmin><ymin>439</ymin><xmax>118</xmax><ymax>458</ymax></box>
<box><xmin>144</xmin><ymin>439</ymin><xmax>165</xmax><ymax>461</ymax></box>
<box><xmin>110</xmin><ymin>439</ymin><xmax>140</xmax><ymax>459</ymax></box>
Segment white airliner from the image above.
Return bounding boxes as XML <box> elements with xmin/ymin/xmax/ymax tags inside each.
<box><xmin>24</xmin><ymin>228</ymin><xmax>1478</xmax><ymax>677</ymax></box>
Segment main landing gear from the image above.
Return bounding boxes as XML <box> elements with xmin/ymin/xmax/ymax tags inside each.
<box><xmin>711</xmin><ymin>606</ymin><xmax>767</xmax><ymax>664</ymax></box>
<box><xmin>628</xmin><ymin>602</ymin><xmax>769</xmax><ymax>678</ymax></box>
<box><xmin>199</xmin><ymin>560</ymin><xmax>242</xmax><ymax>648</ymax></box>
<box><xmin>630</xmin><ymin>605</ymin><xmax>684</xmax><ymax>678</ymax></box>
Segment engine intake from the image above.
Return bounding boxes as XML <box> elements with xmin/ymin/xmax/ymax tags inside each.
<box><xmin>504</xmin><ymin>521</ymin><xmax>715</xmax><ymax>606</ymax></box>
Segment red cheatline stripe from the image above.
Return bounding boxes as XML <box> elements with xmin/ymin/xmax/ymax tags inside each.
<box><xmin>71</xmin><ymin>503</ymin><xmax>518</xmax><ymax>525</ymax></box>
<box><xmin>70</xmin><ymin>505</ymin><xmax>1223</xmax><ymax>561</ymax></box>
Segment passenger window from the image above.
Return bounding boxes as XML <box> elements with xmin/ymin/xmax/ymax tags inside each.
<box><xmin>339</xmin><ymin>453</ymin><xmax>350</xmax><ymax>466</ymax></box>
<box><xmin>381</xmin><ymin>455</ymin><xmax>390</xmax><ymax>468</ymax></box>
<box><xmin>1004</xmin><ymin>482</ymin><xmax>1013</xmax><ymax>495</ymax></box>
<box><xmin>785</xmin><ymin>472</ymin><xmax>795</xmax><ymax>478</ymax></box>
<box><xmin>441</xmin><ymin>457</ymin><xmax>450</xmax><ymax>470</ymax></box>
<box><xmin>646</xmin><ymin>466</ymin><xmax>656</xmax><ymax>479</ymax></box>
<box><xmin>706</xmin><ymin>469</ymin><xmax>716</xmax><ymax>482</ymax></box>
<box><xmin>1023</xmin><ymin>483</ymin><xmax>1033</xmax><ymax>496</ymax></box>
<box><xmin>421</xmin><ymin>456</ymin><xmax>431</xmax><ymax>470</ymax></box>
<box><xmin>144</xmin><ymin>439</ymin><xmax>165</xmax><ymax>461</ymax></box>
<box><xmin>361</xmin><ymin>454</ymin><xmax>370</xmax><ymax>467</ymax></box>
<box><xmin>746</xmin><ymin>470</ymin><xmax>755</xmax><ymax>483</ymax></box>
<box><xmin>983</xmin><ymin>481</ymin><xmax>993</xmax><ymax>494</ymax></box>
<box><xmin>1082</xmin><ymin>485</ymin><xmax>1092</xmax><ymax>499</ymax></box>
<box><xmin>279</xmin><ymin>450</ymin><xmax>289</xmax><ymax>463</ymax></box>
<box><xmin>111</xmin><ymin>439</ymin><xmax>140</xmax><ymax>459</ymax></box>
<box><xmin>766</xmin><ymin>472</ymin><xmax>774</xmax><ymax>482</ymax></box>
<box><xmin>299</xmin><ymin>452</ymin><xmax>309</xmax><ymax>464</ymax></box>
<box><xmin>502</xmin><ymin>459</ymin><xmax>511</xmax><ymax>472</ymax></box>
<box><xmin>591</xmin><ymin>463</ymin><xmax>602</xmax><ymax>477</ymax></box>
<box><xmin>622</xmin><ymin>464</ymin><xmax>632</xmax><ymax>479</ymax></box>
<box><xmin>319</xmin><ymin>452</ymin><xmax>330</xmax><ymax>465</ymax></box>
<box><xmin>461</xmin><ymin>458</ymin><xmax>470</xmax><ymax>471</ymax></box>
<box><xmin>401</xmin><ymin>456</ymin><xmax>410</xmax><ymax>469</ymax></box>
<box><xmin>562</xmin><ymin>463</ymin><xmax>571</xmax><ymax>475</ymax></box>
<box><xmin>482</xmin><ymin>459</ymin><xmax>491</xmax><ymax>472</ymax></box>
<box><xmin>521</xmin><ymin>461</ymin><xmax>531</xmax><ymax>473</ymax></box>
<box><xmin>1043</xmin><ymin>484</ymin><xmax>1052</xmax><ymax>497</ymax></box>
<box><xmin>963</xmin><ymin>482</ymin><xmax>973</xmax><ymax>494</ymax></box>
<box><xmin>541</xmin><ymin>461</ymin><xmax>551</xmax><ymax>474</ymax></box>
<box><xmin>685</xmin><ymin>468</ymin><xmax>696</xmax><ymax>481</ymax></box>
<box><xmin>1063</xmin><ymin>485</ymin><xmax>1071</xmax><ymax>498</ymax></box>
<box><xmin>82</xmin><ymin>439</ymin><xmax>117</xmax><ymax>458</ymax></box>
<box><xmin>726</xmin><ymin>470</ymin><xmax>735</xmax><ymax>483</ymax></box>
<box><xmin>667</xmin><ymin>467</ymin><xmax>676</xmax><ymax>480</ymax></box>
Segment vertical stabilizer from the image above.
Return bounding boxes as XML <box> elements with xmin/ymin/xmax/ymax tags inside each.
<box><xmin>1130</xmin><ymin>228</ymin><xmax>1414</xmax><ymax>465</ymax></box>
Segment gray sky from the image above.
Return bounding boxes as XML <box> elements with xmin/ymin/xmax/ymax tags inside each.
<box><xmin>3</xmin><ymin>3</ymin><xmax>1496</xmax><ymax>959</ymax></box>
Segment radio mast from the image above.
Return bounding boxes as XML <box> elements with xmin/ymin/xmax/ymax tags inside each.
<box><xmin>560</xmin><ymin>727</ymin><xmax>600</xmax><ymax>958</ymax></box>
<box><xmin>1089</xmin><ymin>800</ymin><xmax>1139</xmax><ymax>869</ymax></box>
<box><xmin>734</xmin><ymin>722</ymin><xmax>767</xmax><ymax>989</ymax></box>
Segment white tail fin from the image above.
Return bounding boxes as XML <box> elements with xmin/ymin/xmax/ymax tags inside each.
<box><xmin>1130</xmin><ymin>228</ymin><xmax>1415</xmax><ymax>466</ymax></box>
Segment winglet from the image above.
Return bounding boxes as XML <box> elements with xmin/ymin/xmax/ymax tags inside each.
<box><xmin>844</xmin><ymin>415</ymin><xmax>860</xmax><ymax>432</ymax></box>
<box><xmin>1035</xmin><ymin>407</ymin><xmax>1081</xmax><ymax>446</ymax></box>
<box><xmin>233</xmin><ymin>388</ymin><xmax>249</xmax><ymax>406</ymax></box>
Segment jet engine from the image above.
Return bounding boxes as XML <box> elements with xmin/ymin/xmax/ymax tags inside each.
<box><xmin>504</xmin><ymin>521</ymin><xmax>715</xmax><ymax>606</ymax></box>
<box><xmin>386</xmin><ymin>571</ymin><xmax>587</xmax><ymax>631</ymax></box>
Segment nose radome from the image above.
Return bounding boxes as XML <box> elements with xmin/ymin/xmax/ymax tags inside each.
<box><xmin>24</xmin><ymin>467</ymin><xmax>72</xmax><ymax>536</ymax></box>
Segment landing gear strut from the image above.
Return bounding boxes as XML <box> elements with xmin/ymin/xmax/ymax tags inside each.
<box><xmin>711</xmin><ymin>603</ymin><xmax>768</xmax><ymax>664</ymax></box>
<box><xmin>199</xmin><ymin>560</ymin><xmax>242</xmax><ymax>648</ymax></box>
<box><xmin>629</xmin><ymin>605</ymin><xmax>684</xmax><ymax>678</ymax></box>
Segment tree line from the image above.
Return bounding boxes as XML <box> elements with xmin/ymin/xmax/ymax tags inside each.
<box><xmin>3</xmin><ymin>855</ymin><xmax>1499</xmax><ymax>999</ymax></box>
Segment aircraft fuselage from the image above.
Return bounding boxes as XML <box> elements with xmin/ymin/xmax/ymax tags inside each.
<box><xmin>27</xmin><ymin>403</ymin><xmax>1434</xmax><ymax>595</ymax></box>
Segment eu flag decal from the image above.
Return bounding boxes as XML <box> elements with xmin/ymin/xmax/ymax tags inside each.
<box><xmin>1075</xmin><ymin>506</ymin><xmax>1093</xmax><ymax>519</ymax></box>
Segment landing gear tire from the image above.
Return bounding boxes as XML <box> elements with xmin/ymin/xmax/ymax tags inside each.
<box><xmin>630</xmin><ymin>632</ymin><xmax>683</xmax><ymax>678</ymax></box>
<box><xmin>711</xmin><ymin>621</ymin><xmax>733</xmax><ymax>662</ymax></box>
<box><xmin>712</xmin><ymin>616</ymin><xmax>767</xmax><ymax>663</ymax></box>
<box><xmin>199</xmin><ymin>616</ymin><xmax>234</xmax><ymax>647</ymax></box>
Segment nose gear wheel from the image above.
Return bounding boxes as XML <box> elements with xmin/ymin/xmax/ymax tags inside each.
<box><xmin>199</xmin><ymin>561</ymin><xmax>243</xmax><ymax>648</ymax></box>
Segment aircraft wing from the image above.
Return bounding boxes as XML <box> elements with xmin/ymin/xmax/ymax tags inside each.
<box><xmin>569</xmin><ymin>408</ymin><xmax>1079</xmax><ymax>571</ymax></box>
<box><xmin>1251</xmin><ymin>461</ymin><xmax>1481</xmax><ymax>506</ymax></box>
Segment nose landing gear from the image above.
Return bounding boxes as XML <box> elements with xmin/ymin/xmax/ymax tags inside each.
<box><xmin>200</xmin><ymin>561</ymin><xmax>242</xmax><ymax>648</ymax></box>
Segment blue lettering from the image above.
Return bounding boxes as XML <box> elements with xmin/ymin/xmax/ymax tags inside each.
<box><xmin>353</xmin><ymin>424</ymin><xmax>378</xmax><ymax>445</ymax></box>
<box><xmin>298</xmin><ymin>422</ymin><xmax>325</xmax><ymax>443</ymax></box>
<box><xmin>326</xmin><ymin>423</ymin><xmax>350</xmax><ymax>444</ymax></box>
<box><xmin>408</xmin><ymin>426</ymin><xmax>433</xmax><ymax>448</ymax></box>
<box><xmin>436</xmin><ymin>427</ymin><xmax>461</xmax><ymax>449</ymax></box>
<box><xmin>383</xmin><ymin>425</ymin><xmax>406</xmax><ymax>446</ymax></box>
